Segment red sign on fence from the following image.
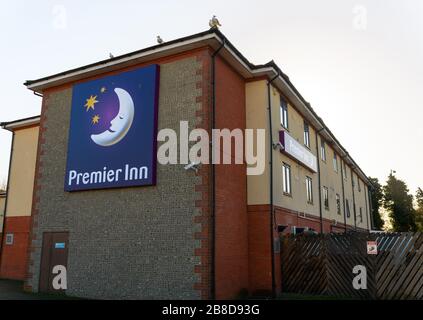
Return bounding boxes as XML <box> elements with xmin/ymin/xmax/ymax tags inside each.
<box><xmin>367</xmin><ymin>241</ymin><xmax>378</xmax><ymax>255</ymax></box>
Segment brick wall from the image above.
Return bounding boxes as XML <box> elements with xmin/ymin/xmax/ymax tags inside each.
<box><xmin>0</xmin><ymin>216</ymin><xmax>31</xmax><ymax>280</ymax></box>
<box><xmin>214</xmin><ymin>56</ymin><xmax>249</xmax><ymax>299</ymax></box>
<box><xmin>247</xmin><ymin>205</ymin><xmax>272</xmax><ymax>295</ymax></box>
<box><xmin>25</xmin><ymin>53</ymin><xmax>210</xmax><ymax>299</ymax></box>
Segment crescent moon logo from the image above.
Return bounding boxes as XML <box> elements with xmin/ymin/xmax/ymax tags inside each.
<box><xmin>91</xmin><ymin>88</ymin><xmax>135</xmax><ymax>147</ymax></box>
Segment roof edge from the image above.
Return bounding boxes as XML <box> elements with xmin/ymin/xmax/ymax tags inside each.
<box><xmin>23</xmin><ymin>28</ymin><xmax>371</xmax><ymax>185</ymax></box>
<box><xmin>1</xmin><ymin>115</ymin><xmax>41</xmax><ymax>131</ymax></box>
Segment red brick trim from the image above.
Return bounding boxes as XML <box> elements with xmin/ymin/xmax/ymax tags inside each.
<box><xmin>24</xmin><ymin>93</ymin><xmax>49</xmax><ymax>292</ymax></box>
<box><xmin>0</xmin><ymin>216</ymin><xmax>31</xmax><ymax>280</ymax></box>
<box><xmin>248</xmin><ymin>204</ymin><xmax>361</xmax><ymax>233</ymax></box>
<box><xmin>193</xmin><ymin>49</ymin><xmax>213</xmax><ymax>300</ymax></box>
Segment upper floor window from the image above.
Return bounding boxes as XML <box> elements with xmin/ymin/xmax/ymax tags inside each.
<box><xmin>343</xmin><ymin>162</ymin><xmax>348</xmax><ymax>180</ymax></box>
<box><xmin>282</xmin><ymin>163</ymin><xmax>292</xmax><ymax>195</ymax></box>
<box><xmin>359</xmin><ymin>207</ymin><xmax>363</xmax><ymax>223</ymax></box>
<box><xmin>323</xmin><ymin>186</ymin><xmax>329</xmax><ymax>210</ymax></box>
<box><xmin>304</xmin><ymin>122</ymin><xmax>310</xmax><ymax>148</ymax></box>
<box><xmin>336</xmin><ymin>194</ymin><xmax>341</xmax><ymax>215</ymax></box>
<box><xmin>306</xmin><ymin>176</ymin><xmax>313</xmax><ymax>204</ymax></box>
<box><xmin>280</xmin><ymin>98</ymin><xmax>288</xmax><ymax>129</ymax></box>
<box><xmin>333</xmin><ymin>152</ymin><xmax>338</xmax><ymax>173</ymax></box>
<box><xmin>346</xmin><ymin>199</ymin><xmax>351</xmax><ymax>218</ymax></box>
<box><xmin>320</xmin><ymin>139</ymin><xmax>326</xmax><ymax>162</ymax></box>
<box><xmin>358</xmin><ymin>179</ymin><xmax>361</xmax><ymax>192</ymax></box>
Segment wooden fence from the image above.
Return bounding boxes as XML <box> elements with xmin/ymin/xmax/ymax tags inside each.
<box><xmin>280</xmin><ymin>232</ymin><xmax>423</xmax><ymax>299</ymax></box>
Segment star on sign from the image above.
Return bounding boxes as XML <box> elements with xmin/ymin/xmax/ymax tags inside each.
<box><xmin>91</xmin><ymin>114</ymin><xmax>100</xmax><ymax>125</ymax></box>
<box><xmin>85</xmin><ymin>95</ymin><xmax>98</xmax><ymax>111</ymax></box>
<box><xmin>100</xmin><ymin>86</ymin><xmax>107</xmax><ymax>93</ymax></box>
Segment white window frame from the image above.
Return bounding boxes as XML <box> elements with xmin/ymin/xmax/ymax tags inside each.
<box><xmin>282</xmin><ymin>163</ymin><xmax>292</xmax><ymax>195</ymax></box>
<box><xmin>280</xmin><ymin>99</ymin><xmax>288</xmax><ymax>129</ymax></box>
<box><xmin>304</xmin><ymin>122</ymin><xmax>310</xmax><ymax>148</ymax></box>
<box><xmin>323</xmin><ymin>186</ymin><xmax>329</xmax><ymax>210</ymax></box>
<box><xmin>343</xmin><ymin>162</ymin><xmax>348</xmax><ymax>180</ymax></box>
<box><xmin>333</xmin><ymin>153</ymin><xmax>338</xmax><ymax>173</ymax></box>
<box><xmin>320</xmin><ymin>139</ymin><xmax>326</xmax><ymax>162</ymax></box>
<box><xmin>306</xmin><ymin>176</ymin><xmax>313</xmax><ymax>204</ymax></box>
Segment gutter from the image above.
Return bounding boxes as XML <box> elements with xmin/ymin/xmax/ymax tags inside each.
<box><xmin>267</xmin><ymin>72</ymin><xmax>279</xmax><ymax>298</ymax></box>
<box><xmin>0</xmin><ymin>116</ymin><xmax>40</xmax><ymax>131</ymax></box>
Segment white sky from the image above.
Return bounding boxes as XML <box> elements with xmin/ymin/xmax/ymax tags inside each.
<box><xmin>0</xmin><ymin>0</ymin><xmax>422</xmax><ymax>193</ymax></box>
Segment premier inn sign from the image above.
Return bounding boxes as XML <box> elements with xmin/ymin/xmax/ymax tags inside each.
<box><xmin>65</xmin><ymin>64</ymin><xmax>159</xmax><ymax>191</ymax></box>
<box><xmin>279</xmin><ymin>130</ymin><xmax>318</xmax><ymax>172</ymax></box>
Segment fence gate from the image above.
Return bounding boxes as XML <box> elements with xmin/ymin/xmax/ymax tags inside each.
<box><xmin>280</xmin><ymin>232</ymin><xmax>423</xmax><ymax>299</ymax></box>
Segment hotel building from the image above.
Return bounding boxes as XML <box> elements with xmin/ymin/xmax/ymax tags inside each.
<box><xmin>1</xmin><ymin>29</ymin><xmax>373</xmax><ymax>299</ymax></box>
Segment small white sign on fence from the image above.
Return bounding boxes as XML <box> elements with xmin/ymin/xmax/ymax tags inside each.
<box><xmin>367</xmin><ymin>241</ymin><xmax>378</xmax><ymax>255</ymax></box>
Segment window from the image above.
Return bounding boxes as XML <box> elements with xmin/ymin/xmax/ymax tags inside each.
<box><xmin>346</xmin><ymin>199</ymin><xmax>351</xmax><ymax>218</ymax></box>
<box><xmin>323</xmin><ymin>186</ymin><xmax>329</xmax><ymax>210</ymax></box>
<box><xmin>320</xmin><ymin>139</ymin><xmax>326</xmax><ymax>162</ymax></box>
<box><xmin>5</xmin><ymin>233</ymin><xmax>14</xmax><ymax>245</ymax></box>
<box><xmin>306</xmin><ymin>176</ymin><xmax>313</xmax><ymax>204</ymax></box>
<box><xmin>304</xmin><ymin>122</ymin><xmax>310</xmax><ymax>148</ymax></box>
<box><xmin>280</xmin><ymin>98</ymin><xmax>288</xmax><ymax>129</ymax></box>
<box><xmin>336</xmin><ymin>194</ymin><xmax>341</xmax><ymax>215</ymax></box>
<box><xmin>359</xmin><ymin>207</ymin><xmax>363</xmax><ymax>223</ymax></box>
<box><xmin>333</xmin><ymin>153</ymin><xmax>338</xmax><ymax>173</ymax></box>
<box><xmin>343</xmin><ymin>162</ymin><xmax>348</xmax><ymax>180</ymax></box>
<box><xmin>358</xmin><ymin>179</ymin><xmax>361</xmax><ymax>192</ymax></box>
<box><xmin>282</xmin><ymin>163</ymin><xmax>291</xmax><ymax>195</ymax></box>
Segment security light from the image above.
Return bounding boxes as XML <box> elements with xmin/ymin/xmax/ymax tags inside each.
<box><xmin>184</xmin><ymin>162</ymin><xmax>201</xmax><ymax>173</ymax></box>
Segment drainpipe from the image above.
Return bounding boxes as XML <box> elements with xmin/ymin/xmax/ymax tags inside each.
<box><xmin>315</xmin><ymin>129</ymin><xmax>324</xmax><ymax>234</ymax></box>
<box><xmin>210</xmin><ymin>39</ymin><xmax>225</xmax><ymax>300</ymax></box>
<box><xmin>351</xmin><ymin>167</ymin><xmax>357</xmax><ymax>230</ymax></box>
<box><xmin>340</xmin><ymin>157</ymin><xmax>347</xmax><ymax>233</ymax></box>
<box><xmin>368</xmin><ymin>186</ymin><xmax>374</xmax><ymax>230</ymax></box>
<box><xmin>0</xmin><ymin>131</ymin><xmax>15</xmax><ymax>266</ymax></box>
<box><xmin>267</xmin><ymin>72</ymin><xmax>279</xmax><ymax>298</ymax></box>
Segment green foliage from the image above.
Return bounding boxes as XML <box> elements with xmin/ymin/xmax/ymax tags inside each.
<box><xmin>368</xmin><ymin>177</ymin><xmax>384</xmax><ymax>230</ymax></box>
<box><xmin>415</xmin><ymin>188</ymin><xmax>423</xmax><ymax>231</ymax></box>
<box><xmin>382</xmin><ymin>173</ymin><xmax>417</xmax><ymax>232</ymax></box>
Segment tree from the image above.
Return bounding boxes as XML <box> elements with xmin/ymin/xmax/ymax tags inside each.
<box><xmin>383</xmin><ymin>173</ymin><xmax>417</xmax><ymax>232</ymax></box>
<box><xmin>368</xmin><ymin>177</ymin><xmax>384</xmax><ymax>230</ymax></box>
<box><xmin>415</xmin><ymin>188</ymin><xmax>423</xmax><ymax>231</ymax></box>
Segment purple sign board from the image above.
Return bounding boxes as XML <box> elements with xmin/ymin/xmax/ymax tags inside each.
<box><xmin>279</xmin><ymin>130</ymin><xmax>318</xmax><ymax>172</ymax></box>
<box><xmin>65</xmin><ymin>64</ymin><xmax>160</xmax><ymax>191</ymax></box>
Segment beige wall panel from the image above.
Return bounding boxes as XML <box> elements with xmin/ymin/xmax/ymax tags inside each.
<box><xmin>271</xmin><ymin>88</ymin><xmax>319</xmax><ymax>217</ymax></box>
<box><xmin>6</xmin><ymin>126</ymin><xmax>39</xmax><ymax>217</ymax></box>
<box><xmin>246</xmin><ymin>80</ymin><xmax>270</xmax><ymax>205</ymax></box>
<box><xmin>245</xmin><ymin>81</ymin><xmax>370</xmax><ymax>231</ymax></box>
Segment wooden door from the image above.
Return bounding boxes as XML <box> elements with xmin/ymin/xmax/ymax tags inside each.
<box><xmin>39</xmin><ymin>232</ymin><xmax>69</xmax><ymax>294</ymax></box>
